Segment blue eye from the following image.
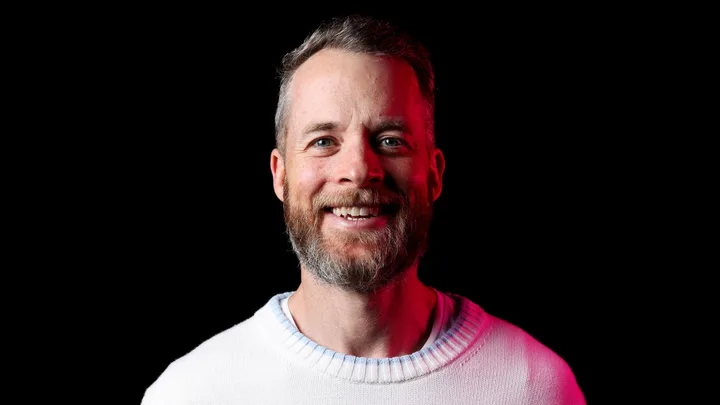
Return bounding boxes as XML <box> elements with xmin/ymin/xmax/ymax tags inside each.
<box><xmin>314</xmin><ymin>138</ymin><xmax>334</xmax><ymax>148</ymax></box>
<box><xmin>380</xmin><ymin>138</ymin><xmax>403</xmax><ymax>147</ymax></box>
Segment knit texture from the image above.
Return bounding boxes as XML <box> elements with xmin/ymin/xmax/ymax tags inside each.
<box><xmin>141</xmin><ymin>292</ymin><xmax>586</xmax><ymax>404</ymax></box>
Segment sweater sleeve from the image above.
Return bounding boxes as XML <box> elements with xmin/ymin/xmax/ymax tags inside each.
<box><xmin>526</xmin><ymin>345</ymin><xmax>587</xmax><ymax>405</ymax></box>
<box><xmin>140</xmin><ymin>362</ymin><xmax>195</xmax><ymax>405</ymax></box>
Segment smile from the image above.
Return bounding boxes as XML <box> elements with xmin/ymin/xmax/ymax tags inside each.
<box><xmin>330</xmin><ymin>206</ymin><xmax>380</xmax><ymax>220</ymax></box>
<box><xmin>323</xmin><ymin>205</ymin><xmax>389</xmax><ymax>230</ymax></box>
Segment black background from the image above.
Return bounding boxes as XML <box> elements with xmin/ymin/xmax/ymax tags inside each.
<box><xmin>55</xmin><ymin>5</ymin><xmax>641</xmax><ymax>404</ymax></box>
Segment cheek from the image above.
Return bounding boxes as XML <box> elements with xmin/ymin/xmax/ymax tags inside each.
<box><xmin>289</xmin><ymin>162</ymin><xmax>324</xmax><ymax>202</ymax></box>
<box><xmin>389</xmin><ymin>161</ymin><xmax>431</xmax><ymax>199</ymax></box>
<box><xmin>297</xmin><ymin>163</ymin><xmax>323</xmax><ymax>188</ymax></box>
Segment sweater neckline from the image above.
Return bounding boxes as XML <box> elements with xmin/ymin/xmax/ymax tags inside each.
<box><xmin>260</xmin><ymin>291</ymin><xmax>488</xmax><ymax>383</ymax></box>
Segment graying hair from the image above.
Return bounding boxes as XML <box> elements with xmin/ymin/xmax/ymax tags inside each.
<box><xmin>273</xmin><ymin>14</ymin><xmax>436</xmax><ymax>155</ymax></box>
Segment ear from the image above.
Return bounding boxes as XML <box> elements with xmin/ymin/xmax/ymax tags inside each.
<box><xmin>270</xmin><ymin>148</ymin><xmax>285</xmax><ymax>202</ymax></box>
<box><xmin>428</xmin><ymin>148</ymin><xmax>445</xmax><ymax>202</ymax></box>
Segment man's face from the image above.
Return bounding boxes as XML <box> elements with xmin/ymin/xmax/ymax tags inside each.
<box><xmin>271</xmin><ymin>49</ymin><xmax>444</xmax><ymax>292</ymax></box>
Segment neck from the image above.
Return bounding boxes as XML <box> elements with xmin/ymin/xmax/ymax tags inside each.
<box><xmin>288</xmin><ymin>265</ymin><xmax>437</xmax><ymax>359</ymax></box>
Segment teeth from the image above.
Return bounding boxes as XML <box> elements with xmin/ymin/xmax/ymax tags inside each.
<box><xmin>331</xmin><ymin>206</ymin><xmax>380</xmax><ymax>218</ymax></box>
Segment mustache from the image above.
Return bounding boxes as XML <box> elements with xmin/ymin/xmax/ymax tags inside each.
<box><xmin>313</xmin><ymin>189</ymin><xmax>402</xmax><ymax>210</ymax></box>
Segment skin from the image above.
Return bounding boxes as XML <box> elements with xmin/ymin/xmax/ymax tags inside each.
<box><xmin>270</xmin><ymin>48</ymin><xmax>445</xmax><ymax>358</ymax></box>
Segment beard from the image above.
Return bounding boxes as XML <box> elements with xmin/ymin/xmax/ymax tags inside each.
<box><xmin>283</xmin><ymin>179</ymin><xmax>433</xmax><ymax>293</ymax></box>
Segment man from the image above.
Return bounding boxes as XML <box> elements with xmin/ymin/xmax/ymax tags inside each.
<box><xmin>141</xmin><ymin>14</ymin><xmax>586</xmax><ymax>404</ymax></box>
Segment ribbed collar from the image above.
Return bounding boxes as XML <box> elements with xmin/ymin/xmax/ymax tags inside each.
<box><xmin>259</xmin><ymin>291</ymin><xmax>488</xmax><ymax>383</ymax></box>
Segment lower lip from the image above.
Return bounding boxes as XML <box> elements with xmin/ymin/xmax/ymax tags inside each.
<box><xmin>324</xmin><ymin>212</ymin><xmax>389</xmax><ymax>230</ymax></box>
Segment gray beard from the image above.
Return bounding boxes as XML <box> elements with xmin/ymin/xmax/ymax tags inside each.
<box><xmin>283</xmin><ymin>182</ymin><xmax>432</xmax><ymax>293</ymax></box>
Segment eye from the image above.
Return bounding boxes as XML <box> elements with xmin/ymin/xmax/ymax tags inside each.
<box><xmin>312</xmin><ymin>138</ymin><xmax>335</xmax><ymax>148</ymax></box>
<box><xmin>379</xmin><ymin>137</ymin><xmax>404</xmax><ymax>147</ymax></box>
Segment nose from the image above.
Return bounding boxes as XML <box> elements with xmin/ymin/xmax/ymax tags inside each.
<box><xmin>336</xmin><ymin>140</ymin><xmax>384</xmax><ymax>187</ymax></box>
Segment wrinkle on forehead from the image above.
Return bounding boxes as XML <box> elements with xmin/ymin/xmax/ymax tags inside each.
<box><xmin>286</xmin><ymin>49</ymin><xmax>424</xmax><ymax>144</ymax></box>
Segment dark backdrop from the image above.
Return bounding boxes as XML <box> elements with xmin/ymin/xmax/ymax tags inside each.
<box><xmin>72</xmin><ymin>7</ymin><xmax>626</xmax><ymax>404</ymax></box>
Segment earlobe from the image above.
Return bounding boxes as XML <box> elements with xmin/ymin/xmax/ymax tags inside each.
<box><xmin>270</xmin><ymin>149</ymin><xmax>285</xmax><ymax>202</ymax></box>
<box><xmin>430</xmin><ymin>148</ymin><xmax>445</xmax><ymax>202</ymax></box>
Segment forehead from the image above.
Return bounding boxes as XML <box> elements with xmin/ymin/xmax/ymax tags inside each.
<box><xmin>292</xmin><ymin>48</ymin><xmax>418</xmax><ymax>95</ymax></box>
<box><xmin>286</xmin><ymin>48</ymin><xmax>425</xmax><ymax>140</ymax></box>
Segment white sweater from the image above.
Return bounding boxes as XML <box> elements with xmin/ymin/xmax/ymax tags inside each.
<box><xmin>142</xmin><ymin>291</ymin><xmax>586</xmax><ymax>404</ymax></box>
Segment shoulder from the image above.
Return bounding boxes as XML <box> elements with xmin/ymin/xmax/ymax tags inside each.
<box><xmin>140</xmin><ymin>295</ymin><xmax>285</xmax><ymax>405</ymax></box>
<box><xmin>451</xmin><ymin>294</ymin><xmax>586</xmax><ymax>404</ymax></box>
<box><xmin>488</xmin><ymin>314</ymin><xmax>586</xmax><ymax>403</ymax></box>
<box><xmin>486</xmin><ymin>314</ymin><xmax>567</xmax><ymax>365</ymax></box>
<box><xmin>140</xmin><ymin>319</ymin><xmax>253</xmax><ymax>404</ymax></box>
<box><xmin>448</xmin><ymin>294</ymin><xmax>571</xmax><ymax>370</ymax></box>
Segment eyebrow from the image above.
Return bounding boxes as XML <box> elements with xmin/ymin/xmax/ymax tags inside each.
<box><xmin>373</xmin><ymin>119</ymin><xmax>410</xmax><ymax>134</ymax></box>
<box><xmin>302</xmin><ymin>121</ymin><xmax>340</xmax><ymax>136</ymax></box>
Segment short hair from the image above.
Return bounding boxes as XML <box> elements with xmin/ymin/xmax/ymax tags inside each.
<box><xmin>274</xmin><ymin>14</ymin><xmax>436</xmax><ymax>155</ymax></box>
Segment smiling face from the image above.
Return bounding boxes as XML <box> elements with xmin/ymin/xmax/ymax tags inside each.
<box><xmin>271</xmin><ymin>48</ymin><xmax>444</xmax><ymax>292</ymax></box>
